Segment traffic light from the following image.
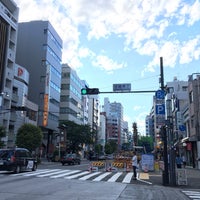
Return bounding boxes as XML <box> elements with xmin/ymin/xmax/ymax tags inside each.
<box><xmin>81</xmin><ymin>88</ymin><xmax>99</xmax><ymax>95</ymax></box>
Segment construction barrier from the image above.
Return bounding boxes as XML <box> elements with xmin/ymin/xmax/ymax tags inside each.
<box><xmin>112</xmin><ymin>162</ymin><xmax>124</xmax><ymax>168</ymax></box>
<box><xmin>91</xmin><ymin>161</ymin><xmax>105</xmax><ymax>168</ymax></box>
<box><xmin>88</xmin><ymin>160</ymin><xmax>134</xmax><ymax>172</ymax></box>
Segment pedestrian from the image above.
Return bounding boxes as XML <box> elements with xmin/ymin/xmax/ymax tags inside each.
<box><xmin>182</xmin><ymin>155</ymin><xmax>186</xmax><ymax>168</ymax></box>
<box><xmin>132</xmin><ymin>152</ymin><xmax>138</xmax><ymax>180</ymax></box>
<box><xmin>176</xmin><ymin>154</ymin><xmax>183</xmax><ymax>168</ymax></box>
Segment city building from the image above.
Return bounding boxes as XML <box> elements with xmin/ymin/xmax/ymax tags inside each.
<box><xmin>145</xmin><ymin>114</ymin><xmax>154</xmax><ymax>137</ymax></box>
<box><xmin>103</xmin><ymin>97</ymin><xmax>125</xmax><ymax>150</ymax></box>
<box><xmin>59</xmin><ymin>64</ymin><xmax>84</xmax><ymax>125</ymax></box>
<box><xmin>187</xmin><ymin>74</ymin><xmax>200</xmax><ymax>169</ymax></box>
<box><xmin>11</xmin><ymin>64</ymin><xmax>38</xmax><ymax>146</ymax></box>
<box><xmin>0</xmin><ymin>0</ymin><xmax>19</xmax><ymax>147</ymax></box>
<box><xmin>165</xmin><ymin>77</ymin><xmax>188</xmax><ymax>145</ymax></box>
<box><xmin>16</xmin><ymin>20</ymin><xmax>63</xmax><ymax>156</ymax></box>
<box><xmin>98</xmin><ymin>112</ymin><xmax>106</xmax><ymax>149</ymax></box>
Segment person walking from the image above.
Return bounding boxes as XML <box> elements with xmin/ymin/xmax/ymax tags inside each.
<box><xmin>132</xmin><ymin>152</ymin><xmax>138</xmax><ymax>180</ymax></box>
<box><xmin>182</xmin><ymin>155</ymin><xmax>186</xmax><ymax>168</ymax></box>
<box><xmin>176</xmin><ymin>154</ymin><xmax>183</xmax><ymax>168</ymax></box>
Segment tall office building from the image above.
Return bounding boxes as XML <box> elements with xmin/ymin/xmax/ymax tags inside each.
<box><xmin>0</xmin><ymin>0</ymin><xmax>19</xmax><ymax>147</ymax></box>
<box><xmin>60</xmin><ymin>64</ymin><xmax>84</xmax><ymax>125</ymax></box>
<box><xmin>16</xmin><ymin>21</ymin><xmax>62</xmax><ymax>155</ymax></box>
<box><xmin>103</xmin><ymin>97</ymin><xmax>124</xmax><ymax>149</ymax></box>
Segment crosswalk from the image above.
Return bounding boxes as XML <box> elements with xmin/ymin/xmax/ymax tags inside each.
<box><xmin>3</xmin><ymin>169</ymin><xmax>150</xmax><ymax>184</ymax></box>
<box><xmin>182</xmin><ymin>190</ymin><xmax>200</xmax><ymax>199</ymax></box>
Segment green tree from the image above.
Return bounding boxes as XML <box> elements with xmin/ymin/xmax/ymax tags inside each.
<box><xmin>132</xmin><ymin>122</ymin><xmax>138</xmax><ymax>145</ymax></box>
<box><xmin>95</xmin><ymin>144</ymin><xmax>103</xmax><ymax>154</ymax></box>
<box><xmin>138</xmin><ymin>136</ymin><xmax>154</xmax><ymax>153</ymax></box>
<box><xmin>105</xmin><ymin>140</ymin><xmax>118</xmax><ymax>154</ymax></box>
<box><xmin>59</xmin><ymin>120</ymin><xmax>94</xmax><ymax>153</ymax></box>
<box><xmin>16</xmin><ymin>124</ymin><xmax>43</xmax><ymax>152</ymax></box>
<box><xmin>0</xmin><ymin>126</ymin><xmax>6</xmax><ymax>148</ymax></box>
<box><xmin>105</xmin><ymin>143</ymin><xmax>112</xmax><ymax>154</ymax></box>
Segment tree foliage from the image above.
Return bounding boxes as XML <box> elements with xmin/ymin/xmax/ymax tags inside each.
<box><xmin>16</xmin><ymin>124</ymin><xmax>43</xmax><ymax>152</ymax></box>
<box><xmin>138</xmin><ymin>136</ymin><xmax>154</xmax><ymax>153</ymax></box>
<box><xmin>105</xmin><ymin>140</ymin><xmax>118</xmax><ymax>154</ymax></box>
<box><xmin>0</xmin><ymin>126</ymin><xmax>6</xmax><ymax>148</ymax></box>
<box><xmin>59</xmin><ymin>120</ymin><xmax>95</xmax><ymax>153</ymax></box>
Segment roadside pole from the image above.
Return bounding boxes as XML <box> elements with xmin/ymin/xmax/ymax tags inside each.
<box><xmin>160</xmin><ymin>57</ymin><xmax>169</xmax><ymax>186</ymax></box>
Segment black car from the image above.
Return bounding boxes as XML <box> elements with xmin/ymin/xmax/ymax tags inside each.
<box><xmin>60</xmin><ymin>153</ymin><xmax>81</xmax><ymax>165</ymax></box>
<box><xmin>0</xmin><ymin>148</ymin><xmax>37</xmax><ymax>173</ymax></box>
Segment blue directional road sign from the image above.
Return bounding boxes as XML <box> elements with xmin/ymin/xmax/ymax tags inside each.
<box><xmin>179</xmin><ymin>125</ymin><xmax>186</xmax><ymax>132</ymax></box>
<box><xmin>155</xmin><ymin>90</ymin><xmax>165</xmax><ymax>100</ymax></box>
<box><xmin>156</xmin><ymin>104</ymin><xmax>165</xmax><ymax>115</ymax></box>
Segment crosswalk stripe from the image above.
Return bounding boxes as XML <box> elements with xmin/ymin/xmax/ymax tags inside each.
<box><xmin>182</xmin><ymin>190</ymin><xmax>200</xmax><ymax>199</ymax></box>
<box><xmin>5</xmin><ymin>169</ymin><xmax>153</xmax><ymax>184</ymax></box>
<box><xmin>92</xmin><ymin>172</ymin><xmax>111</xmax><ymax>181</ymax></box>
<box><xmin>64</xmin><ymin>171</ymin><xmax>90</xmax><ymax>179</ymax></box>
<box><xmin>11</xmin><ymin>169</ymin><xmax>57</xmax><ymax>177</ymax></box>
<box><xmin>50</xmin><ymin>170</ymin><xmax>80</xmax><ymax>178</ymax></box>
<box><xmin>122</xmin><ymin>172</ymin><xmax>133</xmax><ymax>183</ymax></box>
<box><xmin>79</xmin><ymin>171</ymin><xmax>101</xmax><ymax>180</ymax></box>
<box><xmin>37</xmin><ymin>169</ymin><xmax>65</xmax><ymax>177</ymax></box>
<box><xmin>107</xmin><ymin>172</ymin><xmax>122</xmax><ymax>182</ymax></box>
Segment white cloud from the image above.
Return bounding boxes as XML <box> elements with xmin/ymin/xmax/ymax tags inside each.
<box><xmin>15</xmin><ymin>0</ymin><xmax>200</xmax><ymax>73</ymax></box>
<box><xmin>92</xmin><ymin>55</ymin><xmax>126</xmax><ymax>73</ymax></box>
<box><xmin>137</xmin><ymin>40</ymin><xmax>158</xmax><ymax>56</ymax></box>
<box><xmin>133</xmin><ymin>106</ymin><xmax>142</xmax><ymax>111</ymax></box>
<box><xmin>188</xmin><ymin>0</ymin><xmax>200</xmax><ymax>26</ymax></box>
<box><xmin>78</xmin><ymin>47</ymin><xmax>95</xmax><ymax>58</ymax></box>
<box><xmin>142</xmin><ymin>40</ymin><xmax>180</xmax><ymax>74</ymax></box>
<box><xmin>179</xmin><ymin>36</ymin><xmax>200</xmax><ymax>64</ymax></box>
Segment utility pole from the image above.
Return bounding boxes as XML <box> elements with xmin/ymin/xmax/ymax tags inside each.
<box><xmin>160</xmin><ymin>57</ymin><xmax>169</xmax><ymax>186</ymax></box>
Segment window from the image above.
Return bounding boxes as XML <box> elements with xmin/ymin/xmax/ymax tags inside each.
<box><xmin>182</xmin><ymin>86</ymin><xmax>187</xmax><ymax>91</ymax></box>
<box><xmin>60</xmin><ymin>95</ymin><xmax>69</xmax><ymax>102</ymax></box>
<box><xmin>189</xmin><ymin>91</ymin><xmax>193</xmax><ymax>103</ymax></box>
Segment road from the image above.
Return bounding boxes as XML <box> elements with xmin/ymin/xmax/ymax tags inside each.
<box><xmin>0</xmin><ymin>160</ymin><xmax>199</xmax><ymax>200</ymax></box>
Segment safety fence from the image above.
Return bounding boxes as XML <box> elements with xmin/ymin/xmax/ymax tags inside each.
<box><xmin>88</xmin><ymin>159</ymin><xmax>132</xmax><ymax>172</ymax></box>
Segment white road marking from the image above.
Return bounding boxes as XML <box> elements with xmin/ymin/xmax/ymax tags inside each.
<box><xmin>79</xmin><ymin>171</ymin><xmax>101</xmax><ymax>180</ymax></box>
<box><xmin>107</xmin><ymin>172</ymin><xmax>122</xmax><ymax>182</ymax></box>
<box><xmin>92</xmin><ymin>172</ymin><xmax>111</xmax><ymax>181</ymax></box>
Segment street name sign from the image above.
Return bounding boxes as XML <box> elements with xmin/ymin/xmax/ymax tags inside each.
<box><xmin>113</xmin><ymin>83</ymin><xmax>131</xmax><ymax>92</ymax></box>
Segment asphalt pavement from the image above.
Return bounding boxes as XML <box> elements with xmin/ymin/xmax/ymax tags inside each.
<box><xmin>141</xmin><ymin>166</ymin><xmax>200</xmax><ymax>189</ymax></box>
<box><xmin>40</xmin><ymin>159</ymin><xmax>200</xmax><ymax>189</ymax></box>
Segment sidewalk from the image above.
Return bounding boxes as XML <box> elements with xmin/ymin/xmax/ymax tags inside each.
<box><xmin>147</xmin><ymin>167</ymin><xmax>200</xmax><ymax>189</ymax></box>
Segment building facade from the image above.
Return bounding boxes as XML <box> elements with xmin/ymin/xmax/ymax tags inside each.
<box><xmin>12</xmin><ymin>64</ymin><xmax>38</xmax><ymax>146</ymax></box>
<box><xmin>187</xmin><ymin>74</ymin><xmax>200</xmax><ymax>169</ymax></box>
<box><xmin>103</xmin><ymin>97</ymin><xmax>125</xmax><ymax>150</ymax></box>
<box><xmin>16</xmin><ymin>20</ymin><xmax>62</xmax><ymax>155</ymax></box>
<box><xmin>59</xmin><ymin>64</ymin><xmax>84</xmax><ymax>125</ymax></box>
<box><xmin>0</xmin><ymin>0</ymin><xmax>19</xmax><ymax>147</ymax></box>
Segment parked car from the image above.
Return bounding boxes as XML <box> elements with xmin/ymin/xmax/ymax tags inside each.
<box><xmin>60</xmin><ymin>153</ymin><xmax>81</xmax><ymax>165</ymax></box>
<box><xmin>0</xmin><ymin>148</ymin><xmax>37</xmax><ymax>173</ymax></box>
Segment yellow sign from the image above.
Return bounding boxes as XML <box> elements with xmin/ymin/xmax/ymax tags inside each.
<box><xmin>43</xmin><ymin>94</ymin><xmax>49</xmax><ymax>126</ymax></box>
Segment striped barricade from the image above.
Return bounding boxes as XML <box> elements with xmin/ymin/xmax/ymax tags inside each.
<box><xmin>88</xmin><ymin>161</ymin><xmax>105</xmax><ymax>172</ymax></box>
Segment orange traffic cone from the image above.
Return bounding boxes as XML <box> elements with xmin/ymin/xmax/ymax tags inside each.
<box><xmin>126</xmin><ymin>164</ymin><xmax>130</xmax><ymax>172</ymax></box>
<box><xmin>88</xmin><ymin>163</ymin><xmax>92</xmax><ymax>172</ymax></box>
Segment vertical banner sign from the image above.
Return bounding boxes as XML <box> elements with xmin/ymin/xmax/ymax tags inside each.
<box><xmin>45</xmin><ymin>63</ymin><xmax>50</xmax><ymax>94</ymax></box>
<box><xmin>43</xmin><ymin>63</ymin><xmax>50</xmax><ymax>127</ymax></box>
<box><xmin>43</xmin><ymin>94</ymin><xmax>49</xmax><ymax>126</ymax></box>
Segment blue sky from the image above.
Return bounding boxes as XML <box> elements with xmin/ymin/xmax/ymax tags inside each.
<box><xmin>15</xmin><ymin>0</ymin><xmax>200</xmax><ymax>134</ymax></box>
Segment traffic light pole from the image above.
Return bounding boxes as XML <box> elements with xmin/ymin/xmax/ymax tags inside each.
<box><xmin>98</xmin><ymin>90</ymin><xmax>156</xmax><ymax>94</ymax></box>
